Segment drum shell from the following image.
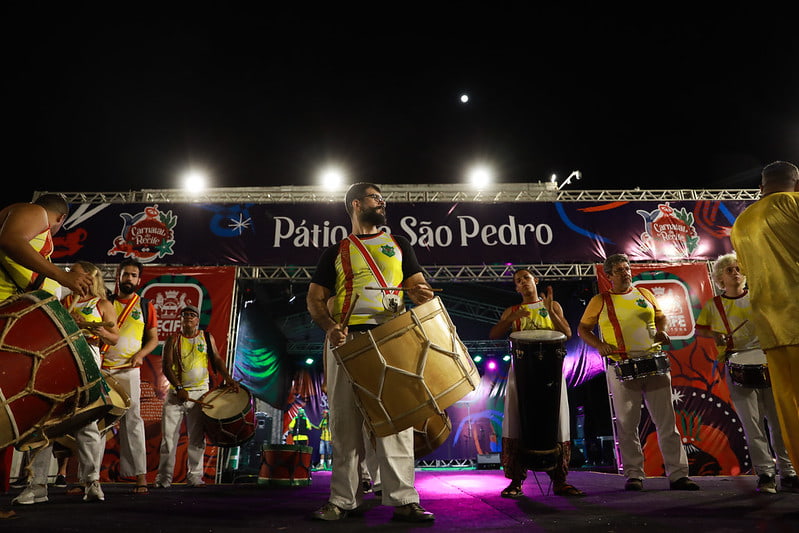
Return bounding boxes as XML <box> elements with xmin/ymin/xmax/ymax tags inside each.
<box><xmin>727</xmin><ymin>349</ymin><xmax>770</xmax><ymax>388</ymax></box>
<box><xmin>258</xmin><ymin>444</ymin><xmax>312</xmax><ymax>487</ymax></box>
<box><xmin>509</xmin><ymin>331</ymin><xmax>565</xmax><ymax>471</ymax></box>
<box><xmin>0</xmin><ymin>290</ymin><xmax>109</xmax><ymax>449</ymax></box>
<box><xmin>54</xmin><ymin>371</ymin><xmax>131</xmax><ymax>453</ymax></box>
<box><xmin>200</xmin><ymin>386</ymin><xmax>256</xmax><ymax>447</ymax></box>
<box><xmin>413</xmin><ymin>411</ymin><xmax>452</xmax><ymax>458</ymax></box>
<box><xmin>333</xmin><ymin>297</ymin><xmax>479</xmax><ymax>438</ymax></box>
<box><xmin>612</xmin><ymin>352</ymin><xmax>671</xmax><ymax>381</ymax></box>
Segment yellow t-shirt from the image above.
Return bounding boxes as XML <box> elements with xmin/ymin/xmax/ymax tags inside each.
<box><xmin>0</xmin><ymin>227</ymin><xmax>60</xmax><ymax>300</ymax></box>
<box><xmin>696</xmin><ymin>292</ymin><xmax>760</xmax><ymax>358</ymax></box>
<box><xmin>169</xmin><ymin>332</ymin><xmax>210</xmax><ymax>391</ymax></box>
<box><xmin>331</xmin><ymin>232</ymin><xmax>405</xmax><ymax>326</ymax></box>
<box><xmin>730</xmin><ymin>192</ymin><xmax>799</xmax><ymax>349</ymax></box>
<box><xmin>510</xmin><ymin>300</ymin><xmax>556</xmax><ymax>332</ymax></box>
<box><xmin>581</xmin><ymin>286</ymin><xmax>663</xmax><ymax>356</ymax></box>
<box><xmin>103</xmin><ymin>296</ymin><xmax>148</xmax><ymax>369</ymax></box>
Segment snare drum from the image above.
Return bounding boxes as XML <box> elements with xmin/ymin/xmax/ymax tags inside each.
<box><xmin>727</xmin><ymin>348</ymin><xmax>770</xmax><ymax>388</ymax></box>
<box><xmin>333</xmin><ymin>297</ymin><xmax>479</xmax><ymax>438</ymax></box>
<box><xmin>612</xmin><ymin>352</ymin><xmax>671</xmax><ymax>381</ymax></box>
<box><xmin>200</xmin><ymin>386</ymin><xmax>256</xmax><ymax>447</ymax></box>
<box><xmin>0</xmin><ymin>291</ymin><xmax>110</xmax><ymax>450</ymax></box>
<box><xmin>509</xmin><ymin>330</ymin><xmax>566</xmax><ymax>471</ymax></box>
<box><xmin>258</xmin><ymin>444</ymin><xmax>312</xmax><ymax>487</ymax></box>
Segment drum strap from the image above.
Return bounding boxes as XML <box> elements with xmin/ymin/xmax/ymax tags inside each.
<box><xmin>346</xmin><ymin>234</ymin><xmax>401</xmax><ymax>307</ymax></box>
<box><xmin>601</xmin><ymin>292</ymin><xmax>628</xmax><ymax>359</ymax></box>
<box><xmin>101</xmin><ymin>293</ymin><xmax>141</xmax><ymax>354</ymax></box>
<box><xmin>711</xmin><ymin>296</ymin><xmax>735</xmax><ymax>353</ymax></box>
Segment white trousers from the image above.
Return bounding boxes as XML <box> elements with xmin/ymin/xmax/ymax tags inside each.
<box><xmin>326</xmin><ymin>336</ymin><xmax>418</xmax><ymax>510</ymax></box>
<box><xmin>156</xmin><ymin>388</ymin><xmax>208</xmax><ymax>485</ymax></box>
<box><xmin>105</xmin><ymin>367</ymin><xmax>147</xmax><ymax>477</ymax></box>
<box><xmin>726</xmin><ymin>372</ymin><xmax>795</xmax><ymax>477</ymax></box>
<box><xmin>607</xmin><ymin>370</ymin><xmax>689</xmax><ymax>482</ymax></box>
<box><xmin>27</xmin><ymin>419</ymin><xmax>104</xmax><ymax>485</ymax></box>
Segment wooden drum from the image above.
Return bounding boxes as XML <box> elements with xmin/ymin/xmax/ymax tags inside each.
<box><xmin>334</xmin><ymin>296</ymin><xmax>479</xmax><ymax>438</ymax></box>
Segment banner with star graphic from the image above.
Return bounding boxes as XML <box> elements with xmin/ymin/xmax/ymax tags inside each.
<box><xmin>594</xmin><ymin>262</ymin><xmax>751</xmax><ymax>476</ymax></box>
<box><xmin>52</xmin><ymin>199</ymin><xmax>751</xmax><ymax>266</ymax></box>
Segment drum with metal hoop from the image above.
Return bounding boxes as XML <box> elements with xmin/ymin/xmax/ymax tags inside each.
<box><xmin>509</xmin><ymin>329</ymin><xmax>566</xmax><ymax>471</ymax></box>
<box><xmin>200</xmin><ymin>385</ymin><xmax>256</xmax><ymax>447</ymax></box>
<box><xmin>0</xmin><ymin>290</ymin><xmax>110</xmax><ymax>450</ymax></box>
<box><xmin>333</xmin><ymin>296</ymin><xmax>479</xmax><ymax>438</ymax></box>
<box><xmin>727</xmin><ymin>348</ymin><xmax>770</xmax><ymax>388</ymax></box>
<box><xmin>258</xmin><ymin>443</ymin><xmax>312</xmax><ymax>487</ymax></box>
<box><xmin>612</xmin><ymin>352</ymin><xmax>671</xmax><ymax>382</ymax></box>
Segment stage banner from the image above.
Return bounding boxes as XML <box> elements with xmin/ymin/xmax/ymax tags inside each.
<box><xmin>594</xmin><ymin>262</ymin><xmax>749</xmax><ymax>476</ymax></box>
<box><xmin>100</xmin><ymin>266</ymin><xmax>236</xmax><ymax>484</ymax></box>
<box><xmin>53</xmin><ymin>199</ymin><xmax>751</xmax><ymax>266</ymax></box>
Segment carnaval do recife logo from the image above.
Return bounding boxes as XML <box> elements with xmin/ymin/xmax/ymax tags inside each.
<box><xmin>108</xmin><ymin>205</ymin><xmax>177</xmax><ymax>263</ymax></box>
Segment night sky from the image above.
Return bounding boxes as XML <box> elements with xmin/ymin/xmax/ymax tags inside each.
<box><xmin>7</xmin><ymin>4</ymin><xmax>798</xmax><ymax>204</ymax></box>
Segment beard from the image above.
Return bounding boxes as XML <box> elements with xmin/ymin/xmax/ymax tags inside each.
<box><xmin>360</xmin><ymin>206</ymin><xmax>387</xmax><ymax>227</ymax></box>
<box><xmin>119</xmin><ymin>281</ymin><xmax>137</xmax><ymax>295</ymax></box>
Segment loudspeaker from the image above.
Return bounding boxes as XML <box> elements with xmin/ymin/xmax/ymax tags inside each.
<box><xmin>238</xmin><ymin>413</ymin><xmax>272</xmax><ymax>474</ymax></box>
<box><xmin>254</xmin><ymin>412</ymin><xmax>272</xmax><ymax>444</ymax></box>
<box><xmin>476</xmin><ymin>453</ymin><xmax>501</xmax><ymax>470</ymax></box>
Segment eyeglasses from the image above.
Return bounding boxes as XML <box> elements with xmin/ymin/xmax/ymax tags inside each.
<box><xmin>361</xmin><ymin>194</ymin><xmax>386</xmax><ymax>203</ymax></box>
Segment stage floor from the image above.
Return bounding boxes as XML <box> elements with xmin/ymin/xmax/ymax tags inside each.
<box><xmin>2</xmin><ymin>469</ymin><xmax>797</xmax><ymax>532</ymax></box>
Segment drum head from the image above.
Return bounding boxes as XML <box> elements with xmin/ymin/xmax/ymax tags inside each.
<box><xmin>201</xmin><ymin>387</ymin><xmax>252</xmax><ymax>419</ymax></box>
<box><xmin>510</xmin><ymin>330</ymin><xmax>566</xmax><ymax>343</ymax></box>
<box><xmin>727</xmin><ymin>348</ymin><xmax>767</xmax><ymax>366</ymax></box>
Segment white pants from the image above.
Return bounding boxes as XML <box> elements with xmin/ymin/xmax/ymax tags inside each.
<box><xmin>326</xmin><ymin>336</ymin><xmax>418</xmax><ymax>510</ymax></box>
<box><xmin>156</xmin><ymin>388</ymin><xmax>208</xmax><ymax>485</ymax></box>
<box><xmin>27</xmin><ymin>419</ymin><xmax>103</xmax><ymax>485</ymax></box>
<box><xmin>105</xmin><ymin>367</ymin><xmax>147</xmax><ymax>477</ymax></box>
<box><xmin>607</xmin><ymin>370</ymin><xmax>689</xmax><ymax>482</ymax></box>
<box><xmin>726</xmin><ymin>372</ymin><xmax>795</xmax><ymax>477</ymax></box>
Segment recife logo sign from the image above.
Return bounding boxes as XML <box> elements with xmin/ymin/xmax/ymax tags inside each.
<box><xmin>108</xmin><ymin>205</ymin><xmax>177</xmax><ymax>263</ymax></box>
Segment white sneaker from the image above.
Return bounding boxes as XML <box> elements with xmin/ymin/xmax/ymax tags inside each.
<box><xmin>83</xmin><ymin>480</ymin><xmax>105</xmax><ymax>502</ymax></box>
<box><xmin>12</xmin><ymin>484</ymin><xmax>48</xmax><ymax>505</ymax></box>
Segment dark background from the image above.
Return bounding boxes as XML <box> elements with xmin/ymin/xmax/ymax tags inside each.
<box><xmin>7</xmin><ymin>4</ymin><xmax>798</xmax><ymax>203</ymax></box>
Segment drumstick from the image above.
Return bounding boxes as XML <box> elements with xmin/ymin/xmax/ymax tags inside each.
<box><xmin>76</xmin><ymin>320</ymin><xmax>115</xmax><ymax>329</ymax></box>
<box><xmin>340</xmin><ymin>293</ymin><xmax>360</xmax><ymax>327</ymax></box>
<box><xmin>365</xmin><ymin>286</ymin><xmax>443</xmax><ymax>292</ymax></box>
<box><xmin>186</xmin><ymin>397</ymin><xmax>214</xmax><ymax>409</ymax></box>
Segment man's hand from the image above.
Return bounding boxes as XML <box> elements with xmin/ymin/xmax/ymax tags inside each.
<box><xmin>654</xmin><ymin>330</ymin><xmax>671</xmax><ymax>346</ymax></box>
<box><xmin>405</xmin><ymin>283</ymin><xmax>434</xmax><ymax>304</ymax></box>
<box><xmin>176</xmin><ymin>388</ymin><xmax>189</xmax><ymax>404</ymax></box>
<box><xmin>130</xmin><ymin>351</ymin><xmax>148</xmax><ymax>368</ymax></box>
<box><xmin>327</xmin><ymin>323</ymin><xmax>348</xmax><ymax>347</ymax></box>
<box><xmin>224</xmin><ymin>378</ymin><xmax>240</xmax><ymax>393</ymax></box>
<box><xmin>60</xmin><ymin>269</ymin><xmax>94</xmax><ymax>297</ymax></box>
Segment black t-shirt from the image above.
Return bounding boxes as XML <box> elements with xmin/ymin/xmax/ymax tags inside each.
<box><xmin>310</xmin><ymin>233</ymin><xmax>425</xmax><ymax>292</ymax></box>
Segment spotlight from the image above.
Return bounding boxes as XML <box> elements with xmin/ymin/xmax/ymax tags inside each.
<box><xmin>486</xmin><ymin>360</ymin><xmax>497</xmax><ymax>371</ymax></box>
<box><xmin>473</xmin><ymin>354</ymin><xmax>483</xmax><ymax>363</ymax></box>
<box><xmin>502</xmin><ymin>354</ymin><xmax>511</xmax><ymax>362</ymax></box>
<box><xmin>305</xmin><ymin>358</ymin><xmax>314</xmax><ymax>365</ymax></box>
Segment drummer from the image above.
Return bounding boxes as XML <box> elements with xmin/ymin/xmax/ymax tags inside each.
<box><xmin>577</xmin><ymin>253</ymin><xmax>699</xmax><ymax>492</ymax></box>
<box><xmin>155</xmin><ymin>304</ymin><xmax>237</xmax><ymax>488</ymax></box>
<box><xmin>489</xmin><ymin>269</ymin><xmax>585</xmax><ymax>498</ymax></box>
<box><xmin>12</xmin><ymin>261</ymin><xmax>119</xmax><ymax>505</ymax></box>
<box><xmin>306</xmin><ymin>182</ymin><xmax>435</xmax><ymax>522</ymax></box>
<box><xmin>695</xmin><ymin>253</ymin><xmax>796</xmax><ymax>493</ymax></box>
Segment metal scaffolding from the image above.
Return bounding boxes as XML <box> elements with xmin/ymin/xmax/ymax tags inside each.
<box><xmin>40</xmin><ymin>184</ymin><xmax>760</xmax><ymax>205</ymax></box>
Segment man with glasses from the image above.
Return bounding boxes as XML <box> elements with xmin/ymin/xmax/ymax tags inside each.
<box><xmin>577</xmin><ymin>254</ymin><xmax>699</xmax><ymax>492</ymax></box>
<box><xmin>155</xmin><ymin>304</ymin><xmax>237</xmax><ymax>488</ymax></box>
<box><xmin>307</xmin><ymin>182</ymin><xmax>436</xmax><ymax>522</ymax></box>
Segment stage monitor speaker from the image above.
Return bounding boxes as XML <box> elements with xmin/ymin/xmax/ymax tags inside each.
<box><xmin>476</xmin><ymin>453</ymin><xmax>501</xmax><ymax>470</ymax></box>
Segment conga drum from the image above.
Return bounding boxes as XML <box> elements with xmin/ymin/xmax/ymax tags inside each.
<box><xmin>0</xmin><ymin>291</ymin><xmax>110</xmax><ymax>450</ymax></box>
<box><xmin>200</xmin><ymin>385</ymin><xmax>256</xmax><ymax>447</ymax></box>
<box><xmin>333</xmin><ymin>296</ymin><xmax>479</xmax><ymax>438</ymax></box>
<box><xmin>258</xmin><ymin>444</ymin><xmax>312</xmax><ymax>487</ymax></box>
<box><xmin>413</xmin><ymin>411</ymin><xmax>451</xmax><ymax>458</ymax></box>
<box><xmin>509</xmin><ymin>330</ymin><xmax>566</xmax><ymax>471</ymax></box>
